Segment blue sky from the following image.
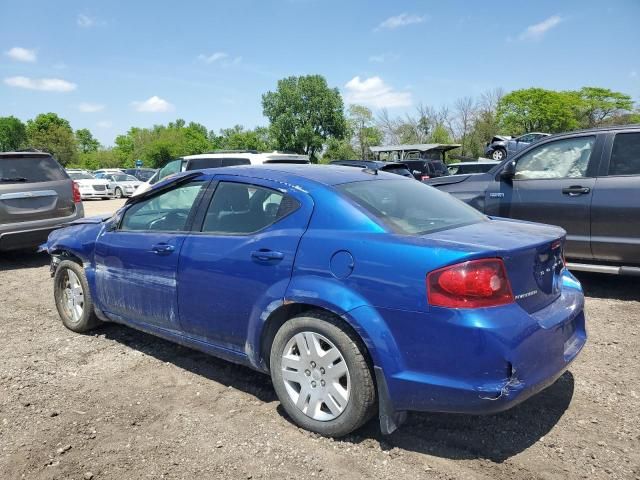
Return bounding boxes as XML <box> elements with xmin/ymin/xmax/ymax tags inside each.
<box><xmin>1</xmin><ymin>0</ymin><xmax>639</xmax><ymax>145</ymax></box>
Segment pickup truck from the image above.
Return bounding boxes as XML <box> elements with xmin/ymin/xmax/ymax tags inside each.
<box><xmin>427</xmin><ymin>125</ymin><xmax>640</xmax><ymax>275</ymax></box>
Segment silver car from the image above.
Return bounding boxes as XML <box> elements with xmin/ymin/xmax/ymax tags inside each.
<box><xmin>0</xmin><ymin>151</ymin><xmax>84</xmax><ymax>251</ymax></box>
<box><xmin>104</xmin><ymin>173</ymin><xmax>142</xmax><ymax>198</ymax></box>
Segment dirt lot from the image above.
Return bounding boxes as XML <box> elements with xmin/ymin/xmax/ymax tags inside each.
<box><xmin>0</xmin><ymin>199</ymin><xmax>638</xmax><ymax>479</ymax></box>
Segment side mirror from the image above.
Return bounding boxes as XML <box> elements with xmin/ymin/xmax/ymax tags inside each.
<box><xmin>501</xmin><ymin>160</ymin><xmax>516</xmax><ymax>180</ymax></box>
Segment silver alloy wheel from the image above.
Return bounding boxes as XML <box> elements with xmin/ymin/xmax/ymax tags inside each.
<box><xmin>281</xmin><ymin>331</ymin><xmax>350</xmax><ymax>421</ymax></box>
<box><xmin>62</xmin><ymin>269</ymin><xmax>84</xmax><ymax>323</ymax></box>
<box><xmin>492</xmin><ymin>149</ymin><xmax>505</xmax><ymax>161</ymax></box>
<box><xmin>115</xmin><ymin>188</ymin><xmax>123</xmax><ymax>198</ymax></box>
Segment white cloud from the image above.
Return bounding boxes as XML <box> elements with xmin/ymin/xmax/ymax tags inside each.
<box><xmin>376</xmin><ymin>13</ymin><xmax>426</xmax><ymax>31</ymax></box>
<box><xmin>198</xmin><ymin>52</ymin><xmax>228</xmax><ymax>64</ymax></box>
<box><xmin>4</xmin><ymin>76</ymin><xmax>77</xmax><ymax>92</ymax></box>
<box><xmin>344</xmin><ymin>76</ymin><xmax>412</xmax><ymax>108</ymax></box>
<box><xmin>132</xmin><ymin>96</ymin><xmax>175</xmax><ymax>113</ymax></box>
<box><xmin>97</xmin><ymin>120</ymin><xmax>113</xmax><ymax>128</ymax></box>
<box><xmin>518</xmin><ymin>15</ymin><xmax>562</xmax><ymax>41</ymax></box>
<box><xmin>5</xmin><ymin>47</ymin><xmax>37</xmax><ymax>62</ymax></box>
<box><xmin>369</xmin><ymin>54</ymin><xmax>386</xmax><ymax>63</ymax></box>
<box><xmin>78</xmin><ymin>102</ymin><xmax>105</xmax><ymax>113</ymax></box>
<box><xmin>77</xmin><ymin>14</ymin><xmax>97</xmax><ymax>28</ymax></box>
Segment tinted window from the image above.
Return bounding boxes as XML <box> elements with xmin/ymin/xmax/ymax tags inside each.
<box><xmin>0</xmin><ymin>155</ymin><xmax>67</xmax><ymax>183</ymax></box>
<box><xmin>431</xmin><ymin>160</ymin><xmax>449</xmax><ymax>176</ymax></box>
<box><xmin>202</xmin><ymin>182</ymin><xmax>299</xmax><ymax>234</ymax></box>
<box><xmin>608</xmin><ymin>132</ymin><xmax>640</xmax><ymax>176</ymax></box>
<box><xmin>120</xmin><ymin>181</ymin><xmax>205</xmax><ymax>232</ymax></box>
<box><xmin>338</xmin><ymin>179</ymin><xmax>486</xmax><ymax>235</ymax></box>
<box><xmin>515</xmin><ymin>136</ymin><xmax>595</xmax><ymax>180</ymax></box>
<box><xmin>155</xmin><ymin>159</ymin><xmax>183</xmax><ymax>184</ymax></box>
<box><xmin>222</xmin><ymin>158</ymin><xmax>251</xmax><ymax>167</ymax></box>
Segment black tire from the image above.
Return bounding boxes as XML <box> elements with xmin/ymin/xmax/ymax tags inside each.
<box><xmin>114</xmin><ymin>187</ymin><xmax>123</xmax><ymax>199</ymax></box>
<box><xmin>270</xmin><ymin>310</ymin><xmax>376</xmax><ymax>437</ymax></box>
<box><xmin>492</xmin><ymin>148</ymin><xmax>506</xmax><ymax>161</ymax></box>
<box><xmin>53</xmin><ymin>260</ymin><xmax>101</xmax><ymax>333</ymax></box>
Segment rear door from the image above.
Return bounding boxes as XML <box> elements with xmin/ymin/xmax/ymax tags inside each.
<box><xmin>177</xmin><ymin>176</ymin><xmax>313</xmax><ymax>351</ymax></box>
<box><xmin>0</xmin><ymin>154</ymin><xmax>75</xmax><ymax>225</ymax></box>
<box><xmin>498</xmin><ymin>134</ymin><xmax>603</xmax><ymax>260</ymax></box>
<box><xmin>591</xmin><ymin>130</ymin><xmax>640</xmax><ymax>265</ymax></box>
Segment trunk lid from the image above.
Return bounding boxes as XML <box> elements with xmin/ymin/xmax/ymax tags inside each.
<box><xmin>424</xmin><ymin>218</ymin><xmax>566</xmax><ymax>313</ymax></box>
<box><xmin>0</xmin><ymin>154</ymin><xmax>76</xmax><ymax>224</ymax></box>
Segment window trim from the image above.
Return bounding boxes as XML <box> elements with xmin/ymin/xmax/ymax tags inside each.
<box><xmin>511</xmin><ymin>134</ymin><xmax>599</xmax><ymax>181</ymax></box>
<box><xmin>116</xmin><ymin>178</ymin><xmax>210</xmax><ymax>234</ymax></box>
<box><xmin>193</xmin><ymin>180</ymin><xmax>301</xmax><ymax>237</ymax></box>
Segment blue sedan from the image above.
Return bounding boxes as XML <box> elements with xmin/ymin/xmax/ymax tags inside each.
<box><xmin>43</xmin><ymin>165</ymin><xmax>586</xmax><ymax>437</ymax></box>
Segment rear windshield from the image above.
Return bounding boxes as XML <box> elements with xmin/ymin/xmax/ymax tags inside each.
<box><xmin>337</xmin><ymin>179</ymin><xmax>486</xmax><ymax>235</ymax></box>
<box><xmin>0</xmin><ymin>155</ymin><xmax>67</xmax><ymax>183</ymax></box>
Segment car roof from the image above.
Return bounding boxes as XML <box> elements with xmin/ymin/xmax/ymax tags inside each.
<box><xmin>196</xmin><ymin>164</ymin><xmax>404</xmax><ymax>187</ymax></box>
<box><xmin>449</xmin><ymin>161</ymin><xmax>499</xmax><ymax>166</ymax></box>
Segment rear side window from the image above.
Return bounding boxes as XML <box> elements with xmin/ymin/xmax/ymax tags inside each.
<box><xmin>608</xmin><ymin>133</ymin><xmax>640</xmax><ymax>176</ymax></box>
<box><xmin>202</xmin><ymin>182</ymin><xmax>299</xmax><ymax>234</ymax></box>
<box><xmin>0</xmin><ymin>155</ymin><xmax>67</xmax><ymax>183</ymax></box>
<box><xmin>337</xmin><ymin>179</ymin><xmax>486</xmax><ymax>235</ymax></box>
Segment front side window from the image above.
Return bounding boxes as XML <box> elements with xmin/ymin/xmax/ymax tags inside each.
<box><xmin>202</xmin><ymin>182</ymin><xmax>299</xmax><ymax>234</ymax></box>
<box><xmin>608</xmin><ymin>132</ymin><xmax>640</xmax><ymax>176</ymax></box>
<box><xmin>120</xmin><ymin>180</ymin><xmax>205</xmax><ymax>232</ymax></box>
<box><xmin>338</xmin><ymin>179</ymin><xmax>486</xmax><ymax>235</ymax></box>
<box><xmin>515</xmin><ymin>136</ymin><xmax>595</xmax><ymax>180</ymax></box>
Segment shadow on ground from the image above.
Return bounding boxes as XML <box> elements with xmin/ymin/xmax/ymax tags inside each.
<box><xmin>574</xmin><ymin>271</ymin><xmax>640</xmax><ymax>301</ymax></box>
<box><xmin>98</xmin><ymin>320</ymin><xmax>574</xmax><ymax>464</ymax></box>
<box><xmin>0</xmin><ymin>250</ymin><xmax>49</xmax><ymax>272</ymax></box>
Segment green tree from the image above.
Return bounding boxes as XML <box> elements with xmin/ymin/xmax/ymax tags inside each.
<box><xmin>0</xmin><ymin>116</ymin><xmax>27</xmax><ymax>151</ymax></box>
<box><xmin>212</xmin><ymin>125</ymin><xmax>273</xmax><ymax>151</ymax></box>
<box><xmin>347</xmin><ymin>105</ymin><xmax>383</xmax><ymax>159</ymax></box>
<box><xmin>321</xmin><ymin>138</ymin><xmax>358</xmax><ymax>162</ymax></box>
<box><xmin>262</xmin><ymin>75</ymin><xmax>347</xmax><ymax>162</ymax></box>
<box><xmin>497</xmin><ymin>88</ymin><xmax>581</xmax><ymax>134</ymax></box>
<box><xmin>576</xmin><ymin>87</ymin><xmax>634</xmax><ymax>128</ymax></box>
<box><xmin>75</xmin><ymin>128</ymin><xmax>100</xmax><ymax>153</ymax></box>
<box><xmin>26</xmin><ymin>113</ymin><xmax>77</xmax><ymax>165</ymax></box>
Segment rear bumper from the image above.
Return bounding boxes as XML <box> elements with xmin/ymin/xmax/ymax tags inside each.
<box><xmin>0</xmin><ymin>203</ymin><xmax>84</xmax><ymax>250</ymax></box>
<box><xmin>356</xmin><ymin>270</ymin><xmax>586</xmax><ymax>416</ymax></box>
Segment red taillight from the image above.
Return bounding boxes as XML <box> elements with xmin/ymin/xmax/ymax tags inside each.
<box><xmin>72</xmin><ymin>181</ymin><xmax>82</xmax><ymax>203</ymax></box>
<box><xmin>427</xmin><ymin>258</ymin><xmax>514</xmax><ymax>308</ymax></box>
<box><xmin>421</xmin><ymin>175</ymin><xmax>430</xmax><ymax>180</ymax></box>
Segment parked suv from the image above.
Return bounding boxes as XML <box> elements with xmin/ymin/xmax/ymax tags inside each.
<box><xmin>132</xmin><ymin>150</ymin><xmax>310</xmax><ymax>197</ymax></box>
<box><xmin>0</xmin><ymin>151</ymin><xmax>84</xmax><ymax>251</ymax></box>
<box><xmin>427</xmin><ymin>125</ymin><xmax>640</xmax><ymax>275</ymax></box>
<box><xmin>484</xmin><ymin>132</ymin><xmax>550</xmax><ymax>161</ymax></box>
<box><xmin>369</xmin><ymin>144</ymin><xmax>460</xmax><ymax>180</ymax></box>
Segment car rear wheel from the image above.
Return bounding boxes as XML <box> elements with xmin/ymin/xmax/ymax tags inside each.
<box><xmin>114</xmin><ymin>187</ymin><xmax>123</xmax><ymax>199</ymax></box>
<box><xmin>492</xmin><ymin>148</ymin><xmax>506</xmax><ymax>161</ymax></box>
<box><xmin>270</xmin><ymin>311</ymin><xmax>376</xmax><ymax>437</ymax></box>
<box><xmin>53</xmin><ymin>260</ymin><xmax>101</xmax><ymax>333</ymax></box>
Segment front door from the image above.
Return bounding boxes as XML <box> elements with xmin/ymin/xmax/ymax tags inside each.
<box><xmin>490</xmin><ymin>134</ymin><xmax>600</xmax><ymax>260</ymax></box>
<box><xmin>177</xmin><ymin>177</ymin><xmax>313</xmax><ymax>351</ymax></box>
<box><xmin>94</xmin><ymin>178</ymin><xmax>208</xmax><ymax>330</ymax></box>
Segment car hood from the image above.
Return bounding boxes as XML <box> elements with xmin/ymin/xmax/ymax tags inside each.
<box><xmin>424</xmin><ymin>174</ymin><xmax>473</xmax><ymax>186</ymax></box>
<box><xmin>74</xmin><ymin>179</ymin><xmax>109</xmax><ymax>186</ymax></box>
<box><xmin>111</xmin><ymin>181</ymin><xmax>140</xmax><ymax>186</ymax></box>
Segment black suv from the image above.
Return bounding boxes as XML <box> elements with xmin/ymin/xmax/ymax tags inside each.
<box><xmin>426</xmin><ymin>125</ymin><xmax>640</xmax><ymax>275</ymax></box>
<box><xmin>0</xmin><ymin>151</ymin><xmax>84</xmax><ymax>251</ymax></box>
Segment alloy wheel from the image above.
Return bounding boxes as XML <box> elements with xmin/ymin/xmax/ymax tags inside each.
<box><xmin>62</xmin><ymin>269</ymin><xmax>84</xmax><ymax>323</ymax></box>
<box><xmin>280</xmin><ymin>331</ymin><xmax>350</xmax><ymax>421</ymax></box>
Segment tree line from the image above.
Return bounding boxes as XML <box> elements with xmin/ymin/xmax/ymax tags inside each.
<box><xmin>0</xmin><ymin>75</ymin><xmax>637</xmax><ymax>168</ymax></box>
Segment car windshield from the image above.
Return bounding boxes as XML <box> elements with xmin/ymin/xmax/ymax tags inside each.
<box><xmin>0</xmin><ymin>155</ymin><xmax>67</xmax><ymax>183</ymax></box>
<box><xmin>337</xmin><ymin>179</ymin><xmax>486</xmax><ymax>235</ymax></box>
<box><xmin>69</xmin><ymin>172</ymin><xmax>94</xmax><ymax>180</ymax></box>
<box><xmin>111</xmin><ymin>174</ymin><xmax>137</xmax><ymax>181</ymax></box>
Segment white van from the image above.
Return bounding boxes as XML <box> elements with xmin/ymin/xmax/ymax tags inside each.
<box><xmin>132</xmin><ymin>151</ymin><xmax>309</xmax><ymax>197</ymax></box>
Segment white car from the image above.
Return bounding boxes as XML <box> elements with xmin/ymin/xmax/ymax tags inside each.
<box><xmin>103</xmin><ymin>173</ymin><xmax>142</xmax><ymax>198</ymax></box>
<box><xmin>67</xmin><ymin>172</ymin><xmax>113</xmax><ymax>200</ymax></box>
<box><xmin>132</xmin><ymin>151</ymin><xmax>310</xmax><ymax>197</ymax></box>
<box><xmin>93</xmin><ymin>168</ymin><xmax>124</xmax><ymax>179</ymax></box>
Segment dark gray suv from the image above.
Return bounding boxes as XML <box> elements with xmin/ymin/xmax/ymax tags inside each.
<box><xmin>427</xmin><ymin>125</ymin><xmax>640</xmax><ymax>275</ymax></box>
<box><xmin>0</xmin><ymin>151</ymin><xmax>84</xmax><ymax>251</ymax></box>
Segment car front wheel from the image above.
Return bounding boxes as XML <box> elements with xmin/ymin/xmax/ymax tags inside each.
<box><xmin>492</xmin><ymin>148</ymin><xmax>506</xmax><ymax>161</ymax></box>
<box><xmin>114</xmin><ymin>187</ymin><xmax>123</xmax><ymax>199</ymax></box>
<box><xmin>270</xmin><ymin>311</ymin><xmax>376</xmax><ymax>437</ymax></box>
<box><xmin>53</xmin><ymin>260</ymin><xmax>101</xmax><ymax>333</ymax></box>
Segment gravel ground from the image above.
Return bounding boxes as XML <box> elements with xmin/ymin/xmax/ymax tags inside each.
<box><xmin>0</xmin><ymin>199</ymin><xmax>638</xmax><ymax>479</ymax></box>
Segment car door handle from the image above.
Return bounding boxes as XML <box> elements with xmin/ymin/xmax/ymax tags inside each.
<box><xmin>251</xmin><ymin>249</ymin><xmax>284</xmax><ymax>261</ymax></box>
<box><xmin>562</xmin><ymin>186</ymin><xmax>591</xmax><ymax>196</ymax></box>
<box><xmin>151</xmin><ymin>243</ymin><xmax>175</xmax><ymax>255</ymax></box>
